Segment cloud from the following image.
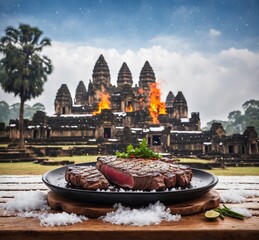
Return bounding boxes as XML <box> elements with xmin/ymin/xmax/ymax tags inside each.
<box><xmin>209</xmin><ymin>28</ymin><xmax>221</xmax><ymax>37</ymax></box>
<box><xmin>149</xmin><ymin>35</ymin><xmax>192</xmax><ymax>53</ymax></box>
<box><xmin>1</xmin><ymin>42</ymin><xmax>258</xmax><ymax>128</ymax></box>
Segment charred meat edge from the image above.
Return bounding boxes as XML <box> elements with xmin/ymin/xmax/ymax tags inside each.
<box><xmin>65</xmin><ymin>165</ymin><xmax>109</xmax><ymax>190</ymax></box>
<box><xmin>96</xmin><ymin>156</ymin><xmax>192</xmax><ymax>190</ymax></box>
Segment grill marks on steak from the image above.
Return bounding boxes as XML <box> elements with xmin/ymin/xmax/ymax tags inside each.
<box><xmin>96</xmin><ymin>156</ymin><xmax>192</xmax><ymax>190</ymax></box>
<box><xmin>65</xmin><ymin>165</ymin><xmax>109</xmax><ymax>190</ymax></box>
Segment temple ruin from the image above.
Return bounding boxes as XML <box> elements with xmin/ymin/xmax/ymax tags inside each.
<box><xmin>0</xmin><ymin>54</ymin><xmax>258</xmax><ymax>159</ymax></box>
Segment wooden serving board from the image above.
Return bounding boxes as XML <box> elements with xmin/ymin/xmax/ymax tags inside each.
<box><xmin>47</xmin><ymin>190</ymin><xmax>220</xmax><ymax>218</ymax></box>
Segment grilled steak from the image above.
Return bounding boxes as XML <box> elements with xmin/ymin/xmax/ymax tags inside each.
<box><xmin>65</xmin><ymin>165</ymin><xmax>109</xmax><ymax>190</ymax></box>
<box><xmin>96</xmin><ymin>156</ymin><xmax>192</xmax><ymax>190</ymax></box>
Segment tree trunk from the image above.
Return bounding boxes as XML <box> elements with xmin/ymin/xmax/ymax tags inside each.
<box><xmin>19</xmin><ymin>97</ymin><xmax>25</xmax><ymax>149</ymax></box>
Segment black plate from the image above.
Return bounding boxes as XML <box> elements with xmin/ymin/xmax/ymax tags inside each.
<box><xmin>42</xmin><ymin>162</ymin><xmax>218</xmax><ymax>206</ymax></box>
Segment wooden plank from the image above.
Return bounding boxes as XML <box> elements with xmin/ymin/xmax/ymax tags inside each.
<box><xmin>0</xmin><ymin>175</ymin><xmax>43</xmax><ymax>183</ymax></box>
<box><xmin>215</xmin><ymin>183</ymin><xmax>259</xmax><ymax>190</ymax></box>
<box><xmin>219</xmin><ymin>202</ymin><xmax>259</xmax><ymax>209</ymax></box>
<box><xmin>0</xmin><ymin>213</ymin><xmax>258</xmax><ymax>240</ymax></box>
<box><xmin>0</xmin><ymin>174</ymin><xmax>259</xmax><ymax>240</ymax></box>
<box><xmin>47</xmin><ymin>190</ymin><xmax>220</xmax><ymax>217</ymax></box>
<box><xmin>0</xmin><ymin>184</ymin><xmax>48</xmax><ymax>191</ymax></box>
<box><xmin>218</xmin><ymin>176</ymin><xmax>259</xmax><ymax>183</ymax></box>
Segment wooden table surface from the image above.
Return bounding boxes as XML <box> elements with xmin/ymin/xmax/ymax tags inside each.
<box><xmin>0</xmin><ymin>175</ymin><xmax>259</xmax><ymax>240</ymax></box>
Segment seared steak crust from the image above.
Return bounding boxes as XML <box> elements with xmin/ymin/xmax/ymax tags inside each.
<box><xmin>96</xmin><ymin>156</ymin><xmax>192</xmax><ymax>190</ymax></box>
<box><xmin>65</xmin><ymin>165</ymin><xmax>109</xmax><ymax>190</ymax></box>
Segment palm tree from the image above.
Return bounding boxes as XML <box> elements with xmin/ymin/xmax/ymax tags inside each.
<box><xmin>0</xmin><ymin>24</ymin><xmax>53</xmax><ymax>149</ymax></box>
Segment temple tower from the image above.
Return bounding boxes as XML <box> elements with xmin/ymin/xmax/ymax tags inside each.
<box><xmin>88</xmin><ymin>55</ymin><xmax>112</xmax><ymax>105</ymax></box>
<box><xmin>139</xmin><ymin>61</ymin><xmax>156</xmax><ymax>90</ymax></box>
<box><xmin>138</xmin><ymin>61</ymin><xmax>156</xmax><ymax>109</ymax></box>
<box><xmin>165</xmin><ymin>91</ymin><xmax>175</xmax><ymax>115</ymax></box>
<box><xmin>117</xmin><ymin>62</ymin><xmax>134</xmax><ymax>112</ymax></box>
<box><xmin>173</xmin><ymin>91</ymin><xmax>188</xmax><ymax>119</ymax></box>
<box><xmin>117</xmin><ymin>62</ymin><xmax>133</xmax><ymax>87</ymax></box>
<box><xmin>92</xmin><ymin>55</ymin><xmax>111</xmax><ymax>102</ymax></box>
<box><xmin>74</xmin><ymin>81</ymin><xmax>87</xmax><ymax>105</ymax></box>
<box><xmin>54</xmin><ymin>84</ymin><xmax>72</xmax><ymax>115</ymax></box>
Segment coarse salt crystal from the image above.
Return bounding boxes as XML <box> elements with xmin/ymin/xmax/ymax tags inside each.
<box><xmin>4</xmin><ymin>191</ymin><xmax>88</xmax><ymax>227</ymax></box>
<box><xmin>101</xmin><ymin>201</ymin><xmax>181</xmax><ymax>226</ymax></box>
<box><xmin>4</xmin><ymin>190</ymin><xmax>50</xmax><ymax>211</ymax></box>
<box><xmin>220</xmin><ymin>189</ymin><xmax>259</xmax><ymax>203</ymax></box>
<box><xmin>230</xmin><ymin>207</ymin><xmax>252</xmax><ymax>218</ymax></box>
<box><xmin>40</xmin><ymin>212</ymin><xmax>88</xmax><ymax>227</ymax></box>
<box><xmin>19</xmin><ymin>211</ymin><xmax>88</xmax><ymax>226</ymax></box>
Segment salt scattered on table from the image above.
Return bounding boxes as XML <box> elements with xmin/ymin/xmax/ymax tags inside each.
<box><xmin>4</xmin><ymin>190</ymin><xmax>50</xmax><ymax>211</ymax></box>
<box><xmin>101</xmin><ymin>201</ymin><xmax>181</xmax><ymax>226</ymax></box>
<box><xmin>220</xmin><ymin>189</ymin><xmax>259</xmax><ymax>203</ymax></box>
<box><xmin>19</xmin><ymin>211</ymin><xmax>88</xmax><ymax>226</ymax></box>
<box><xmin>4</xmin><ymin>190</ymin><xmax>88</xmax><ymax>227</ymax></box>
<box><xmin>230</xmin><ymin>207</ymin><xmax>252</xmax><ymax>218</ymax></box>
<box><xmin>40</xmin><ymin>212</ymin><xmax>87</xmax><ymax>227</ymax></box>
<box><xmin>219</xmin><ymin>189</ymin><xmax>257</xmax><ymax>218</ymax></box>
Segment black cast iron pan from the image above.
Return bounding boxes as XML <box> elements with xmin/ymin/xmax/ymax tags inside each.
<box><xmin>42</xmin><ymin>162</ymin><xmax>218</xmax><ymax>206</ymax></box>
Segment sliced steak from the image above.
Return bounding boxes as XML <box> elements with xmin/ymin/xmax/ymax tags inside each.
<box><xmin>65</xmin><ymin>165</ymin><xmax>109</xmax><ymax>190</ymax></box>
<box><xmin>96</xmin><ymin>156</ymin><xmax>192</xmax><ymax>190</ymax></box>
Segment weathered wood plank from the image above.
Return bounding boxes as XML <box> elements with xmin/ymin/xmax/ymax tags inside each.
<box><xmin>0</xmin><ymin>184</ymin><xmax>48</xmax><ymax>191</ymax></box>
<box><xmin>0</xmin><ymin>175</ymin><xmax>43</xmax><ymax>183</ymax></box>
<box><xmin>215</xmin><ymin>183</ymin><xmax>259</xmax><ymax>190</ymax></box>
<box><xmin>217</xmin><ymin>176</ymin><xmax>259</xmax><ymax>183</ymax></box>
<box><xmin>0</xmin><ymin>174</ymin><xmax>259</xmax><ymax>240</ymax></box>
<box><xmin>0</xmin><ymin>213</ymin><xmax>258</xmax><ymax>240</ymax></box>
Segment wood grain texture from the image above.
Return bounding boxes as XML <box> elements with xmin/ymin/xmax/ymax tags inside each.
<box><xmin>0</xmin><ymin>175</ymin><xmax>259</xmax><ymax>240</ymax></box>
<box><xmin>47</xmin><ymin>190</ymin><xmax>220</xmax><ymax>217</ymax></box>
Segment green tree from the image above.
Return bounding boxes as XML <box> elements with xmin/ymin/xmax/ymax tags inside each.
<box><xmin>204</xmin><ymin>99</ymin><xmax>259</xmax><ymax>134</ymax></box>
<box><xmin>0</xmin><ymin>101</ymin><xmax>10</xmax><ymax>125</ymax></box>
<box><xmin>227</xmin><ymin>110</ymin><xmax>244</xmax><ymax>133</ymax></box>
<box><xmin>0</xmin><ymin>24</ymin><xmax>53</xmax><ymax>149</ymax></box>
<box><xmin>24</xmin><ymin>103</ymin><xmax>33</xmax><ymax>119</ymax></box>
<box><xmin>0</xmin><ymin>101</ymin><xmax>46</xmax><ymax>124</ymax></box>
<box><xmin>243</xmin><ymin>100</ymin><xmax>259</xmax><ymax>134</ymax></box>
<box><xmin>32</xmin><ymin>102</ymin><xmax>45</xmax><ymax>112</ymax></box>
<box><xmin>203</xmin><ymin>119</ymin><xmax>231</xmax><ymax>133</ymax></box>
<box><xmin>24</xmin><ymin>102</ymin><xmax>46</xmax><ymax>119</ymax></box>
<box><xmin>9</xmin><ymin>103</ymin><xmax>20</xmax><ymax>120</ymax></box>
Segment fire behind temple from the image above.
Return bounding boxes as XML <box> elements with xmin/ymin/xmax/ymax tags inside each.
<box><xmin>55</xmin><ymin>55</ymin><xmax>182</xmax><ymax>124</ymax></box>
<box><xmin>1</xmin><ymin>54</ymin><xmax>258</xmax><ymax>158</ymax></box>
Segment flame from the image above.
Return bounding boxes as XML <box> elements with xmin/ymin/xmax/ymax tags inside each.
<box><xmin>126</xmin><ymin>103</ymin><xmax>133</xmax><ymax>112</ymax></box>
<box><xmin>148</xmin><ymin>82</ymin><xmax>167</xmax><ymax>124</ymax></box>
<box><xmin>93</xmin><ymin>92</ymin><xmax>111</xmax><ymax>115</ymax></box>
<box><xmin>139</xmin><ymin>88</ymin><xmax>144</xmax><ymax>94</ymax></box>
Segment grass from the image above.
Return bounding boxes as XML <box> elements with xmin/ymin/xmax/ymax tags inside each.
<box><xmin>27</xmin><ymin>144</ymin><xmax>98</xmax><ymax>150</ymax></box>
<box><xmin>177</xmin><ymin>158</ymin><xmax>211</xmax><ymax>163</ymax></box>
<box><xmin>207</xmin><ymin>167</ymin><xmax>259</xmax><ymax>176</ymax></box>
<box><xmin>0</xmin><ymin>155</ymin><xmax>97</xmax><ymax>175</ymax></box>
<box><xmin>0</xmin><ymin>155</ymin><xmax>258</xmax><ymax>176</ymax></box>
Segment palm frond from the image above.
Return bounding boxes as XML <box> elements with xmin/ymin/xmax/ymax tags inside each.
<box><xmin>5</xmin><ymin>26</ymin><xmax>19</xmax><ymax>43</ymax></box>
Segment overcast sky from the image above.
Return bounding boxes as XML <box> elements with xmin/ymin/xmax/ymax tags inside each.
<box><xmin>0</xmin><ymin>0</ymin><xmax>259</xmax><ymax>127</ymax></box>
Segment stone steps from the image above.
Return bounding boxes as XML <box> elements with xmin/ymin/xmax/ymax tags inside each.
<box><xmin>0</xmin><ymin>148</ymin><xmax>35</xmax><ymax>162</ymax></box>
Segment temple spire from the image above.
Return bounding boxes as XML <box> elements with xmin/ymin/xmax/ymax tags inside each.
<box><xmin>173</xmin><ymin>91</ymin><xmax>188</xmax><ymax>119</ymax></box>
<box><xmin>117</xmin><ymin>62</ymin><xmax>133</xmax><ymax>87</ymax></box>
<box><xmin>75</xmin><ymin>80</ymin><xmax>87</xmax><ymax>105</ymax></box>
<box><xmin>54</xmin><ymin>84</ymin><xmax>72</xmax><ymax>115</ymax></box>
<box><xmin>139</xmin><ymin>61</ymin><xmax>156</xmax><ymax>90</ymax></box>
<box><xmin>92</xmin><ymin>54</ymin><xmax>111</xmax><ymax>86</ymax></box>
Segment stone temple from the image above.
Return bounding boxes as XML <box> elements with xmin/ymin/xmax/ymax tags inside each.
<box><xmin>0</xmin><ymin>54</ymin><xmax>258</xmax><ymax>159</ymax></box>
<box><xmin>54</xmin><ymin>54</ymin><xmax>191</xmax><ymax>124</ymax></box>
